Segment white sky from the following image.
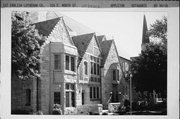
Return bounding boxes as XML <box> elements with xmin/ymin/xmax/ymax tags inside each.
<box><xmin>61</xmin><ymin>12</ymin><xmax>167</xmax><ymax>59</ymax></box>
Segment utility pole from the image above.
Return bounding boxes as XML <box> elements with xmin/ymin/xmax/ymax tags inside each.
<box><xmin>130</xmin><ymin>74</ymin><xmax>132</xmax><ymax>115</ymax></box>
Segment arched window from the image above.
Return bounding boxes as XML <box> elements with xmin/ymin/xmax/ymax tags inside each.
<box><xmin>84</xmin><ymin>61</ymin><xmax>88</xmax><ymax>75</ymax></box>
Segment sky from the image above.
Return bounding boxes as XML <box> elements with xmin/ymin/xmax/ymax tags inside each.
<box><xmin>61</xmin><ymin>11</ymin><xmax>167</xmax><ymax>59</ymax></box>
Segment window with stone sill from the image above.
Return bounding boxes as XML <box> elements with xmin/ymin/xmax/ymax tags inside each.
<box><xmin>54</xmin><ymin>54</ymin><xmax>61</xmax><ymax>70</ymax></box>
<box><xmin>65</xmin><ymin>54</ymin><xmax>76</xmax><ymax>72</ymax></box>
<box><xmin>90</xmin><ymin>56</ymin><xmax>100</xmax><ymax>76</ymax></box>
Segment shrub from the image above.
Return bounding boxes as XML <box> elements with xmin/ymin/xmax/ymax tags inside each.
<box><xmin>52</xmin><ymin>104</ymin><xmax>62</xmax><ymax>115</ymax></box>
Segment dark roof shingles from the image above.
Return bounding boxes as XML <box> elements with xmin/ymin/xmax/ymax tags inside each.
<box><xmin>33</xmin><ymin>17</ymin><xmax>60</xmax><ymax>37</ymax></box>
<box><xmin>97</xmin><ymin>35</ymin><xmax>105</xmax><ymax>44</ymax></box>
<box><xmin>72</xmin><ymin>33</ymin><xmax>94</xmax><ymax>58</ymax></box>
<box><xmin>100</xmin><ymin>40</ymin><xmax>113</xmax><ymax>66</ymax></box>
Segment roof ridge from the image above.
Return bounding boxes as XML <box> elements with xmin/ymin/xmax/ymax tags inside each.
<box><xmin>72</xmin><ymin>32</ymin><xmax>95</xmax><ymax>38</ymax></box>
<box><xmin>33</xmin><ymin>17</ymin><xmax>61</xmax><ymax>37</ymax></box>
<box><xmin>33</xmin><ymin>17</ymin><xmax>61</xmax><ymax>24</ymax></box>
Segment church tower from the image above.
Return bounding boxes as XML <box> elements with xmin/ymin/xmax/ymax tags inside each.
<box><xmin>141</xmin><ymin>15</ymin><xmax>150</xmax><ymax>51</ymax></box>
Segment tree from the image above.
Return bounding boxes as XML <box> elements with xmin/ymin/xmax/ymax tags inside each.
<box><xmin>12</xmin><ymin>11</ymin><xmax>46</xmax><ymax>80</ymax></box>
<box><xmin>131</xmin><ymin>16</ymin><xmax>167</xmax><ymax>97</ymax></box>
<box><xmin>148</xmin><ymin>16</ymin><xmax>167</xmax><ymax>47</ymax></box>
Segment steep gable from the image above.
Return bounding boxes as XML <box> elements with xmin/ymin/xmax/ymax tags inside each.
<box><xmin>72</xmin><ymin>33</ymin><xmax>94</xmax><ymax>58</ymax></box>
<box><xmin>48</xmin><ymin>18</ymin><xmax>74</xmax><ymax>46</ymax></box>
<box><xmin>34</xmin><ymin>17</ymin><xmax>74</xmax><ymax>46</ymax></box>
<box><xmin>97</xmin><ymin>35</ymin><xmax>106</xmax><ymax>44</ymax></box>
<box><xmin>34</xmin><ymin>17</ymin><xmax>60</xmax><ymax>37</ymax></box>
<box><xmin>101</xmin><ymin>40</ymin><xmax>120</xmax><ymax>68</ymax></box>
<box><xmin>100</xmin><ymin>40</ymin><xmax>113</xmax><ymax>66</ymax></box>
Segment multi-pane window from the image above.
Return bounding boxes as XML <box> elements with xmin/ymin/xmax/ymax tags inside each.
<box><xmin>54</xmin><ymin>92</ymin><xmax>61</xmax><ymax>104</ymax></box>
<box><xmin>90</xmin><ymin>56</ymin><xmax>100</xmax><ymax>75</ymax></box>
<box><xmin>84</xmin><ymin>61</ymin><xmax>88</xmax><ymax>75</ymax></box>
<box><xmin>90</xmin><ymin>86</ymin><xmax>100</xmax><ymax>100</ymax></box>
<box><xmin>66</xmin><ymin>83</ymin><xmax>75</xmax><ymax>107</ymax></box>
<box><xmin>90</xmin><ymin>77</ymin><xmax>101</xmax><ymax>83</ymax></box>
<box><xmin>65</xmin><ymin>55</ymin><xmax>75</xmax><ymax>71</ymax></box>
<box><xmin>113</xmin><ymin>69</ymin><xmax>119</xmax><ymax>81</ymax></box>
<box><xmin>54</xmin><ymin>54</ymin><xmax>61</xmax><ymax>70</ymax></box>
<box><xmin>25</xmin><ymin>89</ymin><xmax>31</xmax><ymax>106</ymax></box>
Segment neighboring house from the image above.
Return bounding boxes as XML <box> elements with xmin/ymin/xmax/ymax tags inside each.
<box><xmin>11</xmin><ymin>13</ymin><xmax>130</xmax><ymax>114</ymax></box>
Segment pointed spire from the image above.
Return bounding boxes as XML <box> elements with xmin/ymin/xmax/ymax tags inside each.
<box><xmin>141</xmin><ymin>15</ymin><xmax>150</xmax><ymax>51</ymax></box>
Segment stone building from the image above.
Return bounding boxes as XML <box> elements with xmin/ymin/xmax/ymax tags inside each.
<box><xmin>11</xmin><ymin>12</ymin><xmax>130</xmax><ymax>114</ymax></box>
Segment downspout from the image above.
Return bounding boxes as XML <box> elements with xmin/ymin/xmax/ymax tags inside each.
<box><xmin>49</xmin><ymin>41</ymin><xmax>52</xmax><ymax>114</ymax></box>
<box><xmin>100</xmin><ymin>66</ymin><xmax>103</xmax><ymax>104</ymax></box>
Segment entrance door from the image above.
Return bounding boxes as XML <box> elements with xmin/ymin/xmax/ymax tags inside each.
<box><xmin>54</xmin><ymin>92</ymin><xmax>61</xmax><ymax>105</ymax></box>
<box><xmin>82</xmin><ymin>90</ymin><xmax>85</xmax><ymax>105</ymax></box>
<box><xmin>112</xmin><ymin>84</ymin><xmax>118</xmax><ymax>102</ymax></box>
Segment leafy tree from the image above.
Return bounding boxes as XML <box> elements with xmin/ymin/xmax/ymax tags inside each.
<box><xmin>131</xmin><ymin>16</ymin><xmax>167</xmax><ymax>97</ymax></box>
<box><xmin>148</xmin><ymin>16</ymin><xmax>167</xmax><ymax>47</ymax></box>
<box><xmin>12</xmin><ymin>11</ymin><xmax>46</xmax><ymax>80</ymax></box>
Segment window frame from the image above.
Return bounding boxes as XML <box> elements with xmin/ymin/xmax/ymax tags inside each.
<box><xmin>65</xmin><ymin>83</ymin><xmax>75</xmax><ymax>107</ymax></box>
<box><xmin>65</xmin><ymin>54</ymin><xmax>76</xmax><ymax>72</ymax></box>
<box><xmin>89</xmin><ymin>85</ymin><xmax>101</xmax><ymax>100</ymax></box>
<box><xmin>90</xmin><ymin>56</ymin><xmax>100</xmax><ymax>75</ymax></box>
<box><xmin>113</xmin><ymin>69</ymin><xmax>119</xmax><ymax>81</ymax></box>
<box><xmin>25</xmin><ymin>89</ymin><xmax>31</xmax><ymax>106</ymax></box>
<box><xmin>84</xmin><ymin>61</ymin><xmax>88</xmax><ymax>75</ymax></box>
<box><xmin>54</xmin><ymin>54</ymin><xmax>61</xmax><ymax>70</ymax></box>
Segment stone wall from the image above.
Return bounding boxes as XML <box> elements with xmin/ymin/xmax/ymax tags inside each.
<box><xmin>76</xmin><ymin>104</ymin><xmax>103</xmax><ymax>115</ymax></box>
<box><xmin>40</xmin><ymin>42</ymin><xmax>52</xmax><ymax>114</ymax></box>
<box><xmin>11</xmin><ymin>73</ymin><xmax>37</xmax><ymax>114</ymax></box>
<box><xmin>101</xmin><ymin>42</ymin><xmax>121</xmax><ymax>109</ymax></box>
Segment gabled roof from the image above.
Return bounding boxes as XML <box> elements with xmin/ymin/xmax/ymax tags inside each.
<box><xmin>72</xmin><ymin>33</ymin><xmax>95</xmax><ymax>58</ymax></box>
<box><xmin>57</xmin><ymin>13</ymin><xmax>94</xmax><ymax>35</ymax></box>
<box><xmin>100</xmin><ymin>40</ymin><xmax>113</xmax><ymax>66</ymax></box>
<box><xmin>33</xmin><ymin>17</ymin><xmax>60</xmax><ymax>37</ymax></box>
<box><xmin>97</xmin><ymin>35</ymin><xmax>105</xmax><ymax>44</ymax></box>
<box><xmin>119</xmin><ymin>56</ymin><xmax>130</xmax><ymax>62</ymax></box>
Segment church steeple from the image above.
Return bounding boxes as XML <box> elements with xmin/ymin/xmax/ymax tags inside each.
<box><xmin>141</xmin><ymin>15</ymin><xmax>150</xmax><ymax>51</ymax></box>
